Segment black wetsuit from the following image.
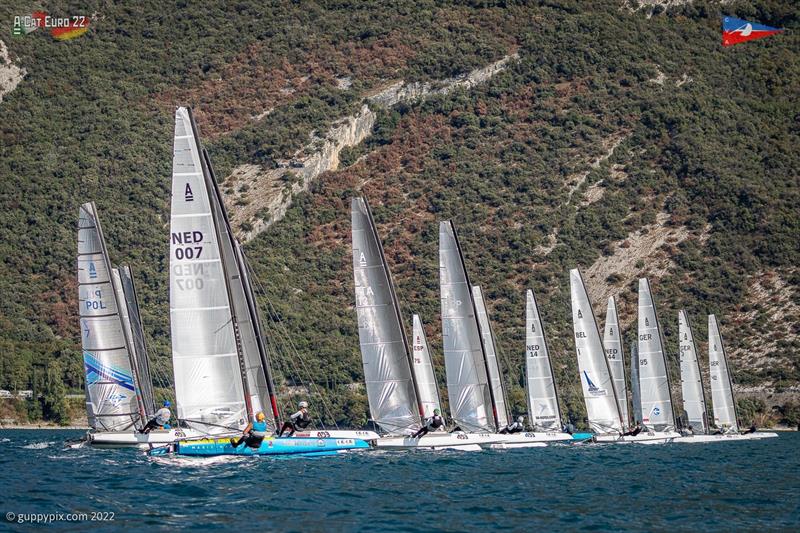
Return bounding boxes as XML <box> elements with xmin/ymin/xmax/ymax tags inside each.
<box><xmin>412</xmin><ymin>414</ymin><xmax>444</xmax><ymax>438</ymax></box>
<box><xmin>623</xmin><ymin>425</ymin><xmax>643</xmax><ymax>437</ymax></box>
<box><xmin>499</xmin><ymin>421</ymin><xmax>524</xmax><ymax>434</ymax></box>
<box><xmin>278</xmin><ymin>410</ymin><xmax>311</xmax><ymax>437</ymax></box>
<box><xmin>232</xmin><ymin>420</ymin><xmax>268</xmax><ymax>448</ymax></box>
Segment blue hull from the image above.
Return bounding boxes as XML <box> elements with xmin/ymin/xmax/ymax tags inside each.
<box><xmin>151</xmin><ymin>436</ymin><xmax>370</xmax><ymax>457</ymax></box>
<box><xmin>571</xmin><ymin>433</ymin><xmax>594</xmax><ymax>441</ymax></box>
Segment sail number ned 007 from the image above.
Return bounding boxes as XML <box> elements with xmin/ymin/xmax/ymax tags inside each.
<box><xmin>171</xmin><ymin>231</ymin><xmax>204</xmax><ymax>260</ymax></box>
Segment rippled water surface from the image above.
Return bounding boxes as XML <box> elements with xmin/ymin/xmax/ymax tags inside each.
<box><xmin>1</xmin><ymin>430</ymin><xmax>798</xmax><ymax>531</ymax></box>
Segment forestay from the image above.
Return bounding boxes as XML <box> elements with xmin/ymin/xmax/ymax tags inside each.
<box><xmin>603</xmin><ymin>297</ymin><xmax>629</xmax><ymax>428</ymax></box>
<box><xmin>169</xmin><ymin>107</ymin><xmax>248</xmax><ymax>435</ymax></box>
<box><xmin>351</xmin><ymin>197</ymin><xmax>421</xmax><ymax>435</ymax></box>
<box><xmin>637</xmin><ymin>278</ymin><xmax>675</xmax><ymax>432</ymax></box>
<box><xmin>411</xmin><ymin>314</ymin><xmax>442</xmax><ymax>419</ymax></box>
<box><xmin>678</xmin><ymin>310</ymin><xmax>708</xmax><ymax>433</ymax></box>
<box><xmin>525</xmin><ymin>289</ymin><xmax>562</xmax><ymax>432</ymax></box>
<box><xmin>77</xmin><ymin>203</ymin><xmax>143</xmax><ymax>431</ymax></box>
<box><xmin>440</xmin><ymin>221</ymin><xmax>495</xmax><ymax>433</ymax></box>
<box><xmin>472</xmin><ymin>285</ymin><xmax>509</xmax><ymax>429</ymax></box>
<box><xmin>708</xmin><ymin>314</ymin><xmax>738</xmax><ymax>431</ymax></box>
<box><xmin>569</xmin><ymin>269</ymin><xmax>623</xmax><ymax>435</ymax></box>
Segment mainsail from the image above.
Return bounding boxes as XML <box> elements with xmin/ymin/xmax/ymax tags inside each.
<box><xmin>440</xmin><ymin>221</ymin><xmax>495</xmax><ymax>433</ymax></box>
<box><xmin>678</xmin><ymin>310</ymin><xmax>708</xmax><ymax>433</ymax></box>
<box><xmin>77</xmin><ymin>202</ymin><xmax>144</xmax><ymax>431</ymax></box>
<box><xmin>569</xmin><ymin>269</ymin><xmax>623</xmax><ymax>434</ymax></box>
<box><xmin>117</xmin><ymin>266</ymin><xmax>156</xmax><ymax>421</ymax></box>
<box><xmin>472</xmin><ymin>285</ymin><xmax>510</xmax><ymax>429</ymax></box>
<box><xmin>637</xmin><ymin>278</ymin><xmax>676</xmax><ymax>432</ymax></box>
<box><xmin>630</xmin><ymin>340</ymin><xmax>642</xmax><ymax>424</ymax></box>
<box><xmin>603</xmin><ymin>296</ymin><xmax>629</xmax><ymax>428</ymax></box>
<box><xmin>351</xmin><ymin>197</ymin><xmax>421</xmax><ymax>435</ymax></box>
<box><xmin>708</xmin><ymin>314</ymin><xmax>739</xmax><ymax>431</ymax></box>
<box><xmin>170</xmin><ymin>107</ymin><xmax>255</xmax><ymax>435</ymax></box>
<box><xmin>411</xmin><ymin>315</ymin><xmax>442</xmax><ymax>419</ymax></box>
<box><xmin>524</xmin><ymin>289</ymin><xmax>562</xmax><ymax>431</ymax></box>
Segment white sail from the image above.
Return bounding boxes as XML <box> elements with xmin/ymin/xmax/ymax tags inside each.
<box><xmin>637</xmin><ymin>278</ymin><xmax>675</xmax><ymax>432</ymax></box>
<box><xmin>603</xmin><ymin>297</ymin><xmax>629</xmax><ymax>428</ymax></box>
<box><xmin>118</xmin><ymin>266</ymin><xmax>156</xmax><ymax>420</ymax></box>
<box><xmin>525</xmin><ymin>289</ymin><xmax>562</xmax><ymax>432</ymax></box>
<box><xmin>169</xmin><ymin>107</ymin><xmax>248</xmax><ymax>435</ymax></box>
<box><xmin>472</xmin><ymin>285</ymin><xmax>510</xmax><ymax>429</ymax></box>
<box><xmin>440</xmin><ymin>221</ymin><xmax>495</xmax><ymax>433</ymax></box>
<box><xmin>352</xmin><ymin>197</ymin><xmax>421</xmax><ymax>435</ymax></box>
<box><xmin>411</xmin><ymin>315</ymin><xmax>442</xmax><ymax>418</ymax></box>
<box><xmin>708</xmin><ymin>314</ymin><xmax>738</xmax><ymax>431</ymax></box>
<box><xmin>569</xmin><ymin>269</ymin><xmax>623</xmax><ymax>434</ymax></box>
<box><xmin>678</xmin><ymin>310</ymin><xmax>708</xmax><ymax>433</ymax></box>
<box><xmin>77</xmin><ymin>203</ymin><xmax>142</xmax><ymax>431</ymax></box>
<box><xmin>630</xmin><ymin>340</ymin><xmax>642</xmax><ymax>424</ymax></box>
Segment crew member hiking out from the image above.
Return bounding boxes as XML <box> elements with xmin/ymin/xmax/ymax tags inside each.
<box><xmin>411</xmin><ymin>408</ymin><xmax>445</xmax><ymax>439</ymax></box>
<box><xmin>622</xmin><ymin>422</ymin><xmax>642</xmax><ymax>437</ymax></box>
<box><xmin>230</xmin><ymin>412</ymin><xmax>269</xmax><ymax>449</ymax></box>
<box><xmin>499</xmin><ymin>416</ymin><xmax>526</xmax><ymax>434</ymax></box>
<box><xmin>278</xmin><ymin>401</ymin><xmax>311</xmax><ymax>437</ymax></box>
<box><xmin>141</xmin><ymin>401</ymin><xmax>171</xmax><ymax>434</ymax></box>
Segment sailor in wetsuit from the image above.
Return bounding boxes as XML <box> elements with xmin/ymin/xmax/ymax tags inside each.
<box><xmin>622</xmin><ymin>422</ymin><xmax>643</xmax><ymax>437</ymax></box>
<box><xmin>231</xmin><ymin>412</ymin><xmax>269</xmax><ymax>449</ymax></box>
<box><xmin>141</xmin><ymin>401</ymin><xmax>171</xmax><ymax>434</ymax></box>
<box><xmin>277</xmin><ymin>401</ymin><xmax>311</xmax><ymax>437</ymax></box>
<box><xmin>499</xmin><ymin>416</ymin><xmax>526</xmax><ymax>434</ymax></box>
<box><xmin>411</xmin><ymin>408</ymin><xmax>445</xmax><ymax>439</ymax></box>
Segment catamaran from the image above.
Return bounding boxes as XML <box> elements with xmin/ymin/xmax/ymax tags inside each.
<box><xmin>78</xmin><ymin>202</ymin><xmax>194</xmax><ymax>447</ymax></box>
<box><xmin>670</xmin><ymin>314</ymin><xmax>776</xmax><ymax>443</ymax></box>
<box><xmin>157</xmin><ymin>108</ymin><xmax>369</xmax><ymax>456</ymax></box>
<box><xmin>523</xmin><ymin>289</ymin><xmax>580</xmax><ymax>442</ymax></box>
<box><xmin>351</xmin><ymin>198</ymin><xmax>491</xmax><ymax>450</ymax></box>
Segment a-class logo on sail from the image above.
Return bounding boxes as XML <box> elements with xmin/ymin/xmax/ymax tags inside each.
<box><xmin>583</xmin><ymin>371</ymin><xmax>607</xmax><ymax>397</ymax></box>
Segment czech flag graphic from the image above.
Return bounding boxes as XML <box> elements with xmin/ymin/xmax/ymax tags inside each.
<box><xmin>722</xmin><ymin>16</ymin><xmax>783</xmax><ymax>47</ymax></box>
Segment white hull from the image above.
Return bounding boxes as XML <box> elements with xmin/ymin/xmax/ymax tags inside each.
<box><xmin>486</xmin><ymin>431</ymin><xmax>572</xmax><ymax>449</ymax></box>
<box><xmin>375</xmin><ymin>432</ymin><xmax>501</xmax><ymax>450</ymax></box>
<box><xmin>87</xmin><ymin>428</ymin><xmax>206</xmax><ymax>448</ymax></box>
<box><xmin>671</xmin><ymin>432</ymin><xmax>779</xmax><ymax>444</ymax></box>
<box><xmin>595</xmin><ymin>431</ymin><xmax>682</xmax><ymax>444</ymax></box>
<box><xmin>290</xmin><ymin>429</ymin><xmax>381</xmax><ymax>441</ymax></box>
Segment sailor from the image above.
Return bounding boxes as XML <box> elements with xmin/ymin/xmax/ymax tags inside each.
<box><xmin>562</xmin><ymin>421</ymin><xmax>576</xmax><ymax>435</ymax></box>
<box><xmin>231</xmin><ymin>412</ymin><xmax>269</xmax><ymax>449</ymax></box>
<box><xmin>277</xmin><ymin>401</ymin><xmax>311</xmax><ymax>437</ymax></box>
<box><xmin>141</xmin><ymin>401</ymin><xmax>171</xmax><ymax>434</ymax></box>
<box><xmin>411</xmin><ymin>408</ymin><xmax>445</xmax><ymax>439</ymax></box>
<box><xmin>741</xmin><ymin>423</ymin><xmax>757</xmax><ymax>435</ymax></box>
<box><xmin>622</xmin><ymin>422</ymin><xmax>642</xmax><ymax>437</ymax></box>
<box><xmin>684</xmin><ymin>425</ymin><xmax>694</xmax><ymax>436</ymax></box>
<box><xmin>499</xmin><ymin>416</ymin><xmax>526</xmax><ymax>434</ymax></box>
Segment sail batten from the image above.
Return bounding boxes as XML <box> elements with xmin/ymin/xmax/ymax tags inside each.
<box><xmin>637</xmin><ymin>279</ymin><xmax>676</xmax><ymax>432</ymax></box>
<box><xmin>77</xmin><ymin>202</ymin><xmax>144</xmax><ymax>432</ymax></box>
<box><xmin>569</xmin><ymin>269</ymin><xmax>623</xmax><ymax>435</ymax></box>
<box><xmin>473</xmin><ymin>286</ymin><xmax>510</xmax><ymax>429</ymax></box>
<box><xmin>525</xmin><ymin>289</ymin><xmax>562</xmax><ymax>431</ymax></box>
<box><xmin>440</xmin><ymin>222</ymin><xmax>495</xmax><ymax>433</ymax></box>
<box><xmin>351</xmin><ymin>198</ymin><xmax>421</xmax><ymax>435</ymax></box>
<box><xmin>708</xmin><ymin>314</ymin><xmax>739</xmax><ymax>431</ymax></box>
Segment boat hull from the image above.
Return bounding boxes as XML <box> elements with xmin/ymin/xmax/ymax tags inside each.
<box><xmin>290</xmin><ymin>429</ymin><xmax>380</xmax><ymax>441</ymax></box>
<box><xmin>485</xmin><ymin>431</ymin><xmax>573</xmax><ymax>449</ymax></box>
<box><xmin>671</xmin><ymin>432</ymin><xmax>779</xmax><ymax>444</ymax></box>
<box><xmin>375</xmin><ymin>432</ymin><xmax>501</xmax><ymax>450</ymax></box>
<box><xmin>152</xmin><ymin>436</ymin><xmax>370</xmax><ymax>457</ymax></box>
<box><xmin>594</xmin><ymin>431</ymin><xmax>682</xmax><ymax>444</ymax></box>
<box><xmin>87</xmin><ymin>428</ymin><xmax>206</xmax><ymax>448</ymax></box>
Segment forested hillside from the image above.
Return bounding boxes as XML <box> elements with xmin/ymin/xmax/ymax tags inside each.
<box><xmin>0</xmin><ymin>0</ymin><xmax>797</xmax><ymax>427</ymax></box>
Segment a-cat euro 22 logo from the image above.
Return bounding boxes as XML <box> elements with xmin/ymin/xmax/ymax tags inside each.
<box><xmin>12</xmin><ymin>12</ymin><xmax>90</xmax><ymax>40</ymax></box>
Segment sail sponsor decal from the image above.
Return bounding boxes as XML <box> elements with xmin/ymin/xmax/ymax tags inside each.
<box><xmin>83</xmin><ymin>351</ymin><xmax>135</xmax><ymax>391</ymax></box>
<box><xmin>583</xmin><ymin>371</ymin><xmax>607</xmax><ymax>397</ymax></box>
<box><xmin>722</xmin><ymin>16</ymin><xmax>783</xmax><ymax>47</ymax></box>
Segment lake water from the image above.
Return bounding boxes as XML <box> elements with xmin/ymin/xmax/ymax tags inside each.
<box><xmin>1</xmin><ymin>430</ymin><xmax>798</xmax><ymax>531</ymax></box>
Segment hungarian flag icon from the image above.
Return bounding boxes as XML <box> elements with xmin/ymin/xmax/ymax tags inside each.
<box><xmin>722</xmin><ymin>16</ymin><xmax>783</xmax><ymax>47</ymax></box>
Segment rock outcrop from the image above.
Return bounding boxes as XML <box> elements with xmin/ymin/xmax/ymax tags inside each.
<box><xmin>0</xmin><ymin>41</ymin><xmax>26</xmax><ymax>103</ymax></box>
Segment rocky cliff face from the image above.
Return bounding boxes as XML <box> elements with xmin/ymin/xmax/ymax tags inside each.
<box><xmin>222</xmin><ymin>54</ymin><xmax>520</xmax><ymax>242</ymax></box>
<box><xmin>0</xmin><ymin>41</ymin><xmax>25</xmax><ymax>103</ymax></box>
